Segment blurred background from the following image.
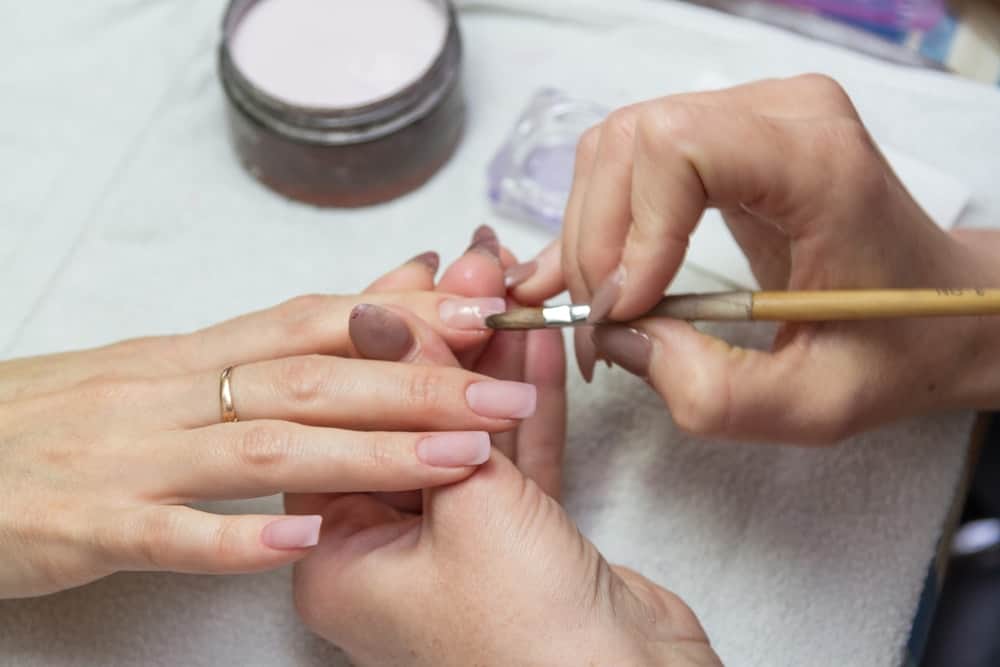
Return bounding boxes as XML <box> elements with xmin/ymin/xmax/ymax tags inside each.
<box><xmin>689</xmin><ymin>0</ymin><xmax>1000</xmax><ymax>83</ymax></box>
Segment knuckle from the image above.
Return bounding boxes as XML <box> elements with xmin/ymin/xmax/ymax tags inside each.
<box><xmin>399</xmin><ymin>368</ymin><xmax>444</xmax><ymax>414</ymax></box>
<box><xmin>576</xmin><ymin>126</ymin><xmax>601</xmax><ymax>164</ymax></box>
<box><xmin>792</xmin><ymin>73</ymin><xmax>856</xmax><ymax>115</ymax></box>
<box><xmin>134</xmin><ymin>512</ymin><xmax>178</xmax><ymax>570</ymax></box>
<box><xmin>279</xmin><ymin>293</ymin><xmax>332</xmax><ymax>343</ymax></box>
<box><xmin>75</xmin><ymin>377</ymin><xmax>151</xmax><ymax>408</ymax></box>
<box><xmin>362</xmin><ymin>434</ymin><xmax>397</xmax><ymax>471</ymax></box>
<box><xmin>635</xmin><ymin>103</ymin><xmax>698</xmax><ymax>151</ymax></box>
<box><xmin>603</xmin><ymin>107</ymin><xmax>638</xmax><ymax>145</ymax></box>
<box><xmin>277</xmin><ymin>355</ymin><xmax>329</xmax><ymax>406</ymax></box>
<box><xmin>667</xmin><ymin>367</ymin><xmax>730</xmax><ymax>438</ymax></box>
<box><xmin>236</xmin><ymin>422</ymin><xmax>292</xmax><ymax>471</ymax></box>
<box><xmin>209</xmin><ymin>518</ymin><xmax>245</xmax><ymax>569</ymax></box>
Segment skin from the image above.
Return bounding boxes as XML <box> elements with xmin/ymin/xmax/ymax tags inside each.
<box><xmin>514</xmin><ymin>74</ymin><xmax>1000</xmax><ymax>444</ymax></box>
<box><xmin>0</xmin><ymin>232</ymin><xmax>541</xmax><ymax>599</ymax></box>
<box><xmin>292</xmin><ymin>233</ymin><xmax>721</xmax><ymax>667</ymax></box>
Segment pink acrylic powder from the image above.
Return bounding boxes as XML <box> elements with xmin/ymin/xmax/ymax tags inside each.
<box><xmin>231</xmin><ymin>0</ymin><xmax>448</xmax><ymax>109</ymax></box>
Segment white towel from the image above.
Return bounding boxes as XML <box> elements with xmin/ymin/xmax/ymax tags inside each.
<box><xmin>2</xmin><ymin>2</ymin><xmax>1000</xmax><ymax>666</ymax></box>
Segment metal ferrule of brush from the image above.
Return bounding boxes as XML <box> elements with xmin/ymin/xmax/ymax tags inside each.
<box><xmin>541</xmin><ymin>304</ymin><xmax>592</xmax><ymax>327</ymax></box>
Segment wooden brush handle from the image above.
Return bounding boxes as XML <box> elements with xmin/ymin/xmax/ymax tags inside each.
<box><xmin>650</xmin><ymin>289</ymin><xmax>1000</xmax><ymax>321</ymax></box>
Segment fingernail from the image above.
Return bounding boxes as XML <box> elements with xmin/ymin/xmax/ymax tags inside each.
<box><xmin>466</xmin><ymin>224</ymin><xmax>500</xmax><ymax>260</ymax></box>
<box><xmin>574</xmin><ymin>327</ymin><xmax>597</xmax><ymax>383</ymax></box>
<box><xmin>416</xmin><ymin>432</ymin><xmax>491</xmax><ymax>467</ymax></box>
<box><xmin>261</xmin><ymin>515</ymin><xmax>322</xmax><ymax>550</ymax></box>
<box><xmin>466</xmin><ymin>381</ymin><xmax>537</xmax><ymax>419</ymax></box>
<box><xmin>504</xmin><ymin>260</ymin><xmax>538</xmax><ymax>288</ymax></box>
<box><xmin>350</xmin><ymin>304</ymin><xmax>415</xmax><ymax>362</ymax></box>
<box><xmin>407</xmin><ymin>251</ymin><xmax>440</xmax><ymax>274</ymax></box>
<box><xmin>439</xmin><ymin>297</ymin><xmax>507</xmax><ymax>329</ymax></box>
<box><xmin>593</xmin><ymin>326</ymin><xmax>651</xmax><ymax>378</ymax></box>
<box><xmin>588</xmin><ymin>265</ymin><xmax>626</xmax><ymax>323</ymax></box>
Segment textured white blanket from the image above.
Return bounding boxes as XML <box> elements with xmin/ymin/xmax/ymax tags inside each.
<box><xmin>2</xmin><ymin>1</ymin><xmax>999</xmax><ymax>665</ymax></box>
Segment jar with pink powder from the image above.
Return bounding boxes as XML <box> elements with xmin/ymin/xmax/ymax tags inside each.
<box><xmin>219</xmin><ymin>0</ymin><xmax>464</xmax><ymax>207</ymax></box>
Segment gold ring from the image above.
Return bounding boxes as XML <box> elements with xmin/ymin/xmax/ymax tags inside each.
<box><xmin>219</xmin><ymin>366</ymin><xmax>239</xmax><ymax>423</ymax></box>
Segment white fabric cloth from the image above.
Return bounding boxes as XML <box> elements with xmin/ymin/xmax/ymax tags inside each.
<box><xmin>2</xmin><ymin>1</ymin><xmax>999</xmax><ymax>665</ymax></box>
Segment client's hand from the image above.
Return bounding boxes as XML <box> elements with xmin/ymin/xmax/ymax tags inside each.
<box><xmin>292</xmin><ymin>230</ymin><xmax>718</xmax><ymax>666</ymax></box>
<box><xmin>293</xmin><ymin>454</ymin><xmax>719</xmax><ymax>667</ymax></box>
<box><xmin>514</xmin><ymin>75</ymin><xmax>1000</xmax><ymax>444</ymax></box>
<box><xmin>0</xmin><ymin>233</ymin><xmax>535</xmax><ymax>598</ymax></box>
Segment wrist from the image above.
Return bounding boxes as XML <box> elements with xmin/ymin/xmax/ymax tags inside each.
<box><xmin>927</xmin><ymin>235</ymin><xmax>1000</xmax><ymax>412</ymax></box>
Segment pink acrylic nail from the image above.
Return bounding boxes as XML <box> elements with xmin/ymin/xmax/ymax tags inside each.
<box><xmin>439</xmin><ymin>297</ymin><xmax>507</xmax><ymax>329</ymax></box>
<box><xmin>466</xmin><ymin>381</ymin><xmax>537</xmax><ymax>419</ymax></box>
<box><xmin>416</xmin><ymin>432</ymin><xmax>491</xmax><ymax>467</ymax></box>
<box><xmin>260</xmin><ymin>515</ymin><xmax>322</xmax><ymax>550</ymax></box>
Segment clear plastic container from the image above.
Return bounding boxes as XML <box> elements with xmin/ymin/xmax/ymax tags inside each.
<box><xmin>487</xmin><ymin>89</ymin><xmax>607</xmax><ymax>232</ymax></box>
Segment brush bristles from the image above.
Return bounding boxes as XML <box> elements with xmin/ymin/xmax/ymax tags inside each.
<box><xmin>485</xmin><ymin>308</ymin><xmax>548</xmax><ymax>330</ymax></box>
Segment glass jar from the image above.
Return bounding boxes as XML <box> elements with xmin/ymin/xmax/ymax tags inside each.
<box><xmin>218</xmin><ymin>0</ymin><xmax>465</xmax><ymax>207</ymax></box>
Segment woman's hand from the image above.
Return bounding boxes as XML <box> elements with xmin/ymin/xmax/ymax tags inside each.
<box><xmin>292</xmin><ymin>230</ymin><xmax>714</xmax><ymax>666</ymax></box>
<box><xmin>292</xmin><ymin>451</ymin><xmax>720</xmax><ymax>667</ymax></box>
<box><xmin>513</xmin><ymin>74</ymin><xmax>1000</xmax><ymax>444</ymax></box>
<box><xmin>0</xmin><ymin>234</ymin><xmax>538</xmax><ymax>598</ymax></box>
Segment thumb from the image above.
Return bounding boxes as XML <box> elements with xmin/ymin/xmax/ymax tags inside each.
<box><xmin>423</xmin><ymin>450</ymin><xmax>582</xmax><ymax>556</ymax></box>
<box><xmin>594</xmin><ymin>319</ymin><xmax>849</xmax><ymax>444</ymax></box>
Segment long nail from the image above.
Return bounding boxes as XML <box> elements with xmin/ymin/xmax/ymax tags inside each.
<box><xmin>466</xmin><ymin>381</ymin><xmax>537</xmax><ymax>419</ymax></box>
<box><xmin>593</xmin><ymin>326</ymin><xmax>651</xmax><ymax>378</ymax></box>
<box><xmin>350</xmin><ymin>304</ymin><xmax>416</xmax><ymax>362</ymax></box>
<box><xmin>588</xmin><ymin>265</ymin><xmax>626</xmax><ymax>323</ymax></box>
<box><xmin>504</xmin><ymin>260</ymin><xmax>538</xmax><ymax>288</ymax></box>
<box><xmin>467</xmin><ymin>224</ymin><xmax>501</xmax><ymax>260</ymax></box>
<box><xmin>407</xmin><ymin>251</ymin><xmax>440</xmax><ymax>274</ymax></box>
<box><xmin>261</xmin><ymin>515</ymin><xmax>322</xmax><ymax>550</ymax></box>
<box><xmin>416</xmin><ymin>432</ymin><xmax>491</xmax><ymax>467</ymax></box>
<box><xmin>574</xmin><ymin>327</ymin><xmax>597</xmax><ymax>383</ymax></box>
<box><xmin>439</xmin><ymin>297</ymin><xmax>506</xmax><ymax>330</ymax></box>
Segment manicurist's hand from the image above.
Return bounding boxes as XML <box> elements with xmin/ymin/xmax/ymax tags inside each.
<box><xmin>513</xmin><ymin>74</ymin><xmax>1000</xmax><ymax>444</ymax></box>
<box><xmin>0</xmin><ymin>232</ymin><xmax>537</xmax><ymax>598</ymax></box>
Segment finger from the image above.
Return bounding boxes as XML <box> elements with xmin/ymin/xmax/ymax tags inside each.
<box><xmin>508</xmin><ymin>239</ymin><xmax>565</xmax><ymax>305</ymax></box>
<box><xmin>149</xmin><ymin>421</ymin><xmax>489</xmax><ymax>501</ymax></box>
<box><xmin>364</xmin><ymin>252</ymin><xmax>440</xmax><ymax>293</ymax></box>
<box><xmin>437</xmin><ymin>225</ymin><xmax>506</xmax><ymax>297</ymax></box>
<box><xmin>163</xmin><ymin>355</ymin><xmax>537</xmax><ymax>431</ymax></box>
<box><xmin>668</xmin><ymin>74</ymin><xmax>860</xmax><ymax>121</ymax></box>
<box><xmin>171</xmin><ymin>290</ymin><xmax>498</xmax><ymax>372</ymax></box>
<box><xmin>349</xmin><ymin>303</ymin><xmax>464</xmax><ymax>513</ymax></box>
<box><xmin>594</xmin><ymin>320</ymin><xmax>848</xmax><ymax>445</ymax></box>
<box><xmin>437</xmin><ymin>225</ymin><xmax>507</xmax><ymax>367</ymax></box>
<box><xmin>499</xmin><ymin>245</ymin><xmax>518</xmax><ymax>270</ymax></box>
<box><xmin>588</xmin><ymin>104</ymin><xmax>838</xmax><ymax>322</ymax></box>
<box><xmin>473</xmin><ymin>329</ymin><xmax>528</xmax><ymax>461</ymax></box>
<box><xmin>349</xmin><ymin>304</ymin><xmax>460</xmax><ymax>366</ymax></box>
<box><xmin>109</xmin><ymin>506</ymin><xmax>323</xmax><ymax>574</ymax></box>
<box><xmin>562</xmin><ymin>126</ymin><xmax>601</xmax><ymax>306</ymax></box>
<box><xmin>576</xmin><ymin>106</ymin><xmax>640</xmax><ymax>298</ymax></box>
<box><xmin>561</xmin><ymin>126</ymin><xmax>601</xmax><ymax>381</ymax></box>
<box><xmin>292</xmin><ymin>494</ymin><xmax>420</xmax><ymax>634</ymax></box>
<box><xmin>512</xmin><ymin>328</ymin><xmax>567</xmax><ymax>499</ymax></box>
